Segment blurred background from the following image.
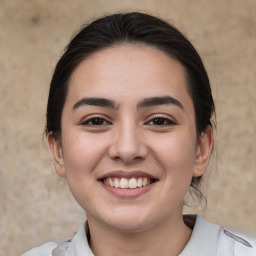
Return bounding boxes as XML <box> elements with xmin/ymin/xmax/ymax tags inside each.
<box><xmin>0</xmin><ymin>0</ymin><xmax>255</xmax><ymax>255</ymax></box>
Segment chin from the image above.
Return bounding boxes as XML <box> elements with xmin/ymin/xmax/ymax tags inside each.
<box><xmin>108</xmin><ymin>220</ymin><xmax>152</xmax><ymax>233</ymax></box>
<box><xmin>101</xmin><ymin>209</ymin><xmax>158</xmax><ymax>233</ymax></box>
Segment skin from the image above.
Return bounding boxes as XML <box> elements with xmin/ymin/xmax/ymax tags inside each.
<box><xmin>49</xmin><ymin>44</ymin><xmax>213</xmax><ymax>256</ymax></box>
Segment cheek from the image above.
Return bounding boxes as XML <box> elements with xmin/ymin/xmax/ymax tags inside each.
<box><xmin>152</xmin><ymin>134</ymin><xmax>197</xmax><ymax>205</ymax></box>
<box><xmin>60</xmin><ymin>132</ymin><xmax>108</xmax><ymax>208</ymax></box>
<box><xmin>149</xmin><ymin>132</ymin><xmax>197</xmax><ymax>178</ymax></box>
<box><xmin>61</xmin><ymin>131</ymin><xmax>108</xmax><ymax>178</ymax></box>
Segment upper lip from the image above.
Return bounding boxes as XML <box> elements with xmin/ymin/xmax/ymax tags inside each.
<box><xmin>97</xmin><ymin>170</ymin><xmax>158</xmax><ymax>180</ymax></box>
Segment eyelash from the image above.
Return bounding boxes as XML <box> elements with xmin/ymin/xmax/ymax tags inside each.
<box><xmin>80</xmin><ymin>116</ymin><xmax>112</xmax><ymax>126</ymax></box>
<box><xmin>145</xmin><ymin>116</ymin><xmax>176</xmax><ymax>126</ymax></box>
<box><xmin>80</xmin><ymin>115</ymin><xmax>176</xmax><ymax>127</ymax></box>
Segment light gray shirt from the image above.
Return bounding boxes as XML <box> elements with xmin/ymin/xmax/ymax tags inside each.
<box><xmin>21</xmin><ymin>215</ymin><xmax>256</xmax><ymax>256</ymax></box>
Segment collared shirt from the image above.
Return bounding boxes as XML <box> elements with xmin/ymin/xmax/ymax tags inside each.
<box><xmin>21</xmin><ymin>215</ymin><xmax>256</xmax><ymax>256</ymax></box>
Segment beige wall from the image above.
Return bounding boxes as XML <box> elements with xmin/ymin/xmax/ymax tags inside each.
<box><xmin>1</xmin><ymin>0</ymin><xmax>255</xmax><ymax>255</ymax></box>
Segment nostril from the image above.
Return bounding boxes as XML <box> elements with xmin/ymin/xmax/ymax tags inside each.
<box><xmin>109</xmin><ymin>151</ymin><xmax>146</xmax><ymax>163</ymax></box>
<box><xmin>107</xmin><ymin>132</ymin><xmax>148</xmax><ymax>162</ymax></box>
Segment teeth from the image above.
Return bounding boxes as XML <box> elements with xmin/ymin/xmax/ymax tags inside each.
<box><xmin>137</xmin><ymin>178</ymin><xmax>142</xmax><ymax>187</ymax></box>
<box><xmin>128</xmin><ymin>178</ymin><xmax>137</xmax><ymax>189</ymax></box>
<box><xmin>142</xmin><ymin>177</ymin><xmax>147</xmax><ymax>187</ymax></box>
<box><xmin>120</xmin><ymin>178</ymin><xmax>129</xmax><ymax>188</ymax></box>
<box><xmin>109</xmin><ymin>178</ymin><xmax>114</xmax><ymax>187</ymax></box>
<box><xmin>103</xmin><ymin>177</ymin><xmax>153</xmax><ymax>189</ymax></box>
<box><xmin>114</xmin><ymin>178</ymin><xmax>120</xmax><ymax>188</ymax></box>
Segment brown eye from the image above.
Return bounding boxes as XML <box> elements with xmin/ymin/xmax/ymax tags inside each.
<box><xmin>149</xmin><ymin>117</ymin><xmax>175</xmax><ymax>126</ymax></box>
<box><xmin>82</xmin><ymin>118</ymin><xmax>111</xmax><ymax>126</ymax></box>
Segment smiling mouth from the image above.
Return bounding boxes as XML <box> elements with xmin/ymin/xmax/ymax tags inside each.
<box><xmin>101</xmin><ymin>177</ymin><xmax>157</xmax><ymax>189</ymax></box>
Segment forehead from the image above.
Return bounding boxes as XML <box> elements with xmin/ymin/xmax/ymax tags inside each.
<box><xmin>67</xmin><ymin>44</ymin><xmax>192</xmax><ymax>106</ymax></box>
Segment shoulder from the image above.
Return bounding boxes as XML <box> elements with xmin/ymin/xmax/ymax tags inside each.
<box><xmin>183</xmin><ymin>215</ymin><xmax>256</xmax><ymax>256</ymax></box>
<box><xmin>218</xmin><ymin>227</ymin><xmax>256</xmax><ymax>256</ymax></box>
<box><xmin>21</xmin><ymin>222</ymin><xmax>88</xmax><ymax>256</ymax></box>
<box><xmin>21</xmin><ymin>242</ymin><xmax>58</xmax><ymax>256</ymax></box>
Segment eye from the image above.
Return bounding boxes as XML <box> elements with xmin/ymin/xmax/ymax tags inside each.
<box><xmin>147</xmin><ymin>117</ymin><xmax>176</xmax><ymax>126</ymax></box>
<box><xmin>81</xmin><ymin>117</ymin><xmax>111</xmax><ymax>126</ymax></box>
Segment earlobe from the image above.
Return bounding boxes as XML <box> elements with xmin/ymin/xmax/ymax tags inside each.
<box><xmin>48</xmin><ymin>132</ymin><xmax>66</xmax><ymax>177</ymax></box>
<box><xmin>193</xmin><ymin>126</ymin><xmax>213</xmax><ymax>177</ymax></box>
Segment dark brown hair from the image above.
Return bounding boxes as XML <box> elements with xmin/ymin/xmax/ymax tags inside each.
<box><xmin>45</xmin><ymin>12</ymin><xmax>215</xmax><ymax>204</ymax></box>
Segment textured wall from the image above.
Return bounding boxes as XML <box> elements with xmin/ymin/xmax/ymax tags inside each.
<box><xmin>0</xmin><ymin>0</ymin><xmax>255</xmax><ymax>255</ymax></box>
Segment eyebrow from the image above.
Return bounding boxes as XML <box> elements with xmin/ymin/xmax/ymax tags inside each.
<box><xmin>137</xmin><ymin>96</ymin><xmax>184</xmax><ymax>110</ymax></box>
<box><xmin>72</xmin><ymin>97</ymin><xmax>116</xmax><ymax>110</ymax></box>
<box><xmin>72</xmin><ymin>96</ymin><xmax>184</xmax><ymax>111</ymax></box>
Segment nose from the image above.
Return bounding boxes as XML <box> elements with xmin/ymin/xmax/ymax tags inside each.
<box><xmin>108</xmin><ymin>122</ymin><xmax>148</xmax><ymax>163</ymax></box>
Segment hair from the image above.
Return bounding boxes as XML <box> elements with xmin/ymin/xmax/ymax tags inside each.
<box><xmin>45</xmin><ymin>12</ymin><xmax>215</xmax><ymax>204</ymax></box>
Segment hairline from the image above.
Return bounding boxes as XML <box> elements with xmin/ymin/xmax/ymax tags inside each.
<box><xmin>50</xmin><ymin>41</ymin><xmax>199</xmax><ymax>140</ymax></box>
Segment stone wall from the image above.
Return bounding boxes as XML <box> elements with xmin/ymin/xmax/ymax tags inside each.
<box><xmin>1</xmin><ymin>0</ymin><xmax>255</xmax><ymax>255</ymax></box>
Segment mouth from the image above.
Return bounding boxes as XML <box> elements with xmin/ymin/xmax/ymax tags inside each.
<box><xmin>100</xmin><ymin>177</ymin><xmax>157</xmax><ymax>189</ymax></box>
<box><xmin>97</xmin><ymin>171</ymin><xmax>158</xmax><ymax>197</ymax></box>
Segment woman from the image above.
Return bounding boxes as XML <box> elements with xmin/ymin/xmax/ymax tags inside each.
<box><xmin>22</xmin><ymin>12</ymin><xmax>255</xmax><ymax>256</ymax></box>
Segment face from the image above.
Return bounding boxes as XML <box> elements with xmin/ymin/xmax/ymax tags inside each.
<box><xmin>49</xmin><ymin>44</ymin><xmax>212</xmax><ymax>232</ymax></box>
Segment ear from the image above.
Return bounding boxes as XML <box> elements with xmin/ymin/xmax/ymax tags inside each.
<box><xmin>193</xmin><ymin>126</ymin><xmax>213</xmax><ymax>177</ymax></box>
<box><xmin>48</xmin><ymin>132</ymin><xmax>66</xmax><ymax>177</ymax></box>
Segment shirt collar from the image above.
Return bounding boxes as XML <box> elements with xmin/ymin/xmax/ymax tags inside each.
<box><xmin>66</xmin><ymin>222</ymin><xmax>94</xmax><ymax>256</ymax></box>
<box><xmin>66</xmin><ymin>215</ymin><xmax>221</xmax><ymax>256</ymax></box>
<box><xmin>180</xmin><ymin>215</ymin><xmax>220</xmax><ymax>256</ymax></box>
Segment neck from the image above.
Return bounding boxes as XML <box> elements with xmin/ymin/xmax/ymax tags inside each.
<box><xmin>87</xmin><ymin>212</ymin><xmax>192</xmax><ymax>256</ymax></box>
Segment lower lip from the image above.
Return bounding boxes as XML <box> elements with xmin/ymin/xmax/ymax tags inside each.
<box><xmin>101</xmin><ymin>182</ymin><xmax>156</xmax><ymax>198</ymax></box>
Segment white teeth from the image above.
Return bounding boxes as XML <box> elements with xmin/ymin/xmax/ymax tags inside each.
<box><xmin>109</xmin><ymin>178</ymin><xmax>114</xmax><ymax>187</ymax></box>
<box><xmin>114</xmin><ymin>178</ymin><xmax>120</xmax><ymax>188</ymax></box>
<box><xmin>120</xmin><ymin>178</ymin><xmax>129</xmax><ymax>188</ymax></box>
<box><xmin>142</xmin><ymin>177</ymin><xmax>147</xmax><ymax>187</ymax></box>
<box><xmin>128</xmin><ymin>178</ymin><xmax>137</xmax><ymax>189</ymax></box>
<box><xmin>137</xmin><ymin>178</ymin><xmax>142</xmax><ymax>187</ymax></box>
<box><xmin>103</xmin><ymin>177</ymin><xmax>153</xmax><ymax>189</ymax></box>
